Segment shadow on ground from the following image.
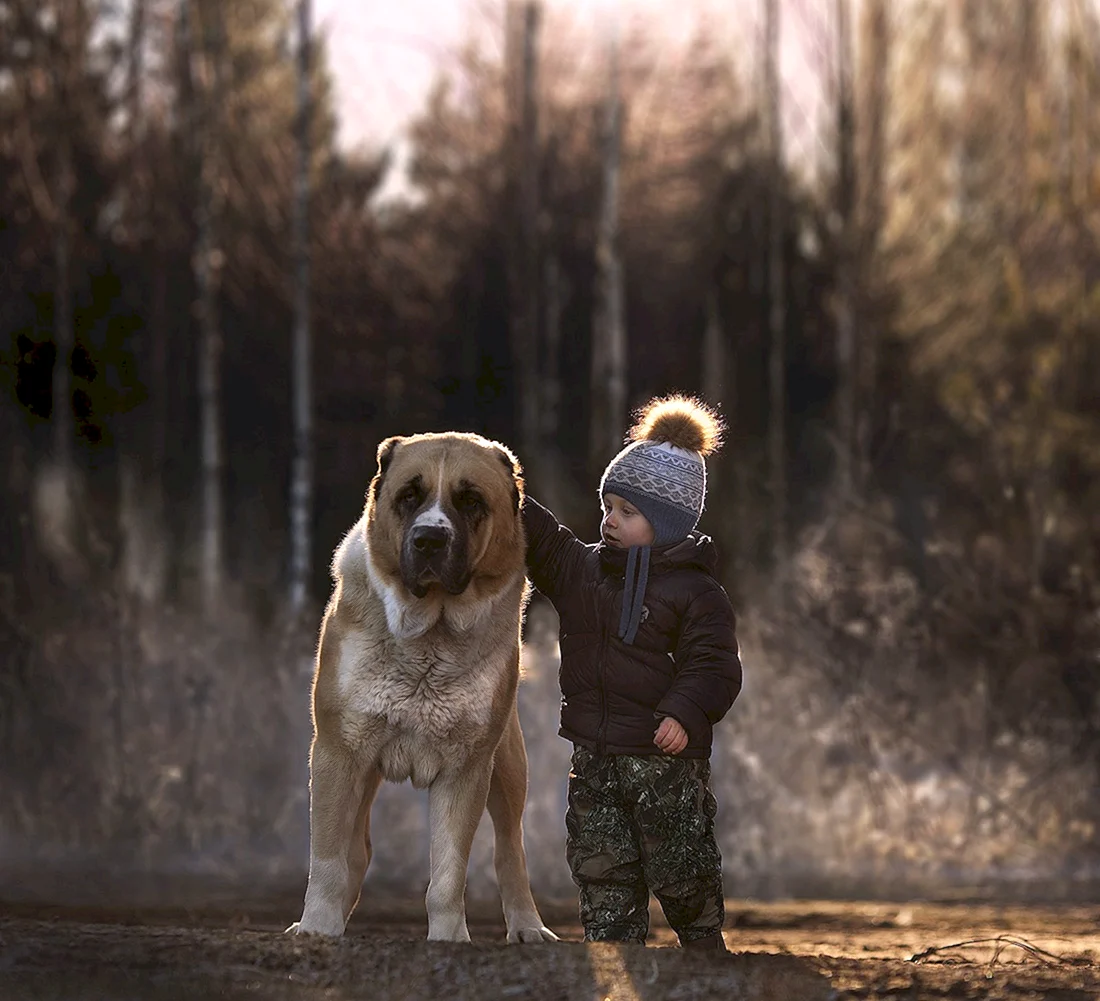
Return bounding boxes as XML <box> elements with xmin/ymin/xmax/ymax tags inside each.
<box><xmin>0</xmin><ymin>917</ymin><xmax>828</xmax><ymax>1001</ymax></box>
<box><xmin>2</xmin><ymin>880</ymin><xmax>1099</xmax><ymax>1000</ymax></box>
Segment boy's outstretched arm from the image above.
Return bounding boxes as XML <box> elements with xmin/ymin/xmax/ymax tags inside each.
<box><xmin>655</xmin><ymin>587</ymin><xmax>743</xmax><ymax>743</ymax></box>
<box><xmin>521</xmin><ymin>495</ymin><xmax>589</xmax><ymax>603</ymax></box>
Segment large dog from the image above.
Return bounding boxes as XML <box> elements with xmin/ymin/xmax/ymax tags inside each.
<box><xmin>288</xmin><ymin>432</ymin><xmax>557</xmax><ymax>944</ymax></box>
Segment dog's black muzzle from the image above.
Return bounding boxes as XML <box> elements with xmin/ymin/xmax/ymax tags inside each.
<box><xmin>401</xmin><ymin>524</ymin><xmax>471</xmax><ymax>598</ymax></box>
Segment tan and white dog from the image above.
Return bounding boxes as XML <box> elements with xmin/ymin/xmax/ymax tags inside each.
<box><xmin>288</xmin><ymin>432</ymin><xmax>557</xmax><ymax>944</ymax></box>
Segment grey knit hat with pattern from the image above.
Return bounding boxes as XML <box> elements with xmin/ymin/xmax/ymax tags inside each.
<box><xmin>599</xmin><ymin>395</ymin><xmax>724</xmax><ymax>547</ymax></box>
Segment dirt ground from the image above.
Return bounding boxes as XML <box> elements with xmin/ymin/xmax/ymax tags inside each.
<box><xmin>2</xmin><ymin>893</ymin><xmax>1099</xmax><ymax>1000</ymax></box>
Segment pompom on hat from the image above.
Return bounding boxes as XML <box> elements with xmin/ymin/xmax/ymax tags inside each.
<box><xmin>599</xmin><ymin>395</ymin><xmax>724</xmax><ymax>547</ymax></box>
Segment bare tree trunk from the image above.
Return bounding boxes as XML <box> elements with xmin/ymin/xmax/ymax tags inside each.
<box><xmin>150</xmin><ymin>256</ymin><xmax>169</xmax><ymax>485</ymax></box>
<box><xmin>118</xmin><ymin>256</ymin><xmax>171</xmax><ymax>604</ymax></box>
<box><xmin>956</xmin><ymin>3</ymin><xmax>988</xmax><ymax>218</ymax></box>
<box><xmin>46</xmin><ymin>1</ymin><xmax>81</xmax><ymax>506</ymax></box>
<box><xmin>182</xmin><ymin>0</ymin><xmax>225</xmax><ymax>617</ymax></box>
<box><xmin>196</xmin><ymin>138</ymin><xmax>224</xmax><ymax>616</ymax></box>
<box><xmin>1012</xmin><ymin>0</ymin><xmax>1034</xmax><ymax>235</ymax></box>
<box><xmin>288</xmin><ymin>0</ymin><xmax>313</xmax><ymax>616</ymax></box>
<box><xmin>702</xmin><ymin>288</ymin><xmax>725</xmax><ymax>416</ymax></box>
<box><xmin>538</xmin><ymin>132</ymin><xmax>564</xmax><ymax>456</ymax></box>
<box><xmin>506</xmin><ymin>1</ymin><xmax>542</xmax><ymax>459</ymax></box>
<box><xmin>764</xmin><ymin>0</ymin><xmax>788</xmax><ymax>583</ymax></box>
<box><xmin>833</xmin><ymin>0</ymin><xmax>857</xmax><ymax>502</ymax></box>
<box><xmin>1069</xmin><ymin>0</ymin><xmax>1089</xmax><ymax>211</ymax></box>
<box><xmin>535</xmin><ymin>252</ymin><xmax>571</xmax><ymax>513</ymax></box>
<box><xmin>118</xmin><ymin>0</ymin><xmax>170</xmax><ymax>606</ymax></box>
<box><xmin>113</xmin><ymin>0</ymin><xmax>151</xmax><ymax>829</ymax></box>
<box><xmin>51</xmin><ymin>139</ymin><xmax>75</xmax><ymax>480</ymax></box>
<box><xmin>702</xmin><ymin>288</ymin><xmax>733</xmax><ymax>568</ymax></box>
<box><xmin>855</xmin><ymin>0</ymin><xmax>888</xmax><ymax>492</ymax></box>
<box><xmin>127</xmin><ymin>0</ymin><xmax>146</xmax><ymax>137</ymax></box>
<box><xmin>32</xmin><ymin>0</ymin><xmax>83</xmax><ymax>577</ymax></box>
<box><xmin>31</xmin><ymin>131</ymin><xmax>82</xmax><ymax>580</ymax></box>
<box><xmin>542</xmin><ymin>255</ymin><xmax>564</xmax><ymax>446</ymax></box>
<box><xmin>589</xmin><ymin>17</ymin><xmax>626</xmax><ymax>471</ymax></box>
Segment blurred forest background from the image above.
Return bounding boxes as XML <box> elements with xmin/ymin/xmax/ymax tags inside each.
<box><xmin>2</xmin><ymin>0</ymin><xmax>1100</xmax><ymax>907</ymax></box>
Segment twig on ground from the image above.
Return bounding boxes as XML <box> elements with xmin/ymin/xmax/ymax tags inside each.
<box><xmin>909</xmin><ymin>934</ymin><xmax>1072</xmax><ymax>973</ymax></box>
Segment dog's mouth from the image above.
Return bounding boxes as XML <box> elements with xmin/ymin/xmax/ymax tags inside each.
<box><xmin>406</xmin><ymin>565</ymin><xmax>471</xmax><ymax>598</ymax></box>
<box><xmin>401</xmin><ymin>525</ymin><xmax>472</xmax><ymax>598</ymax></box>
<box><xmin>419</xmin><ymin>568</ymin><xmax>441</xmax><ymax>584</ymax></box>
<box><xmin>403</xmin><ymin>558</ymin><xmax>443</xmax><ymax>599</ymax></box>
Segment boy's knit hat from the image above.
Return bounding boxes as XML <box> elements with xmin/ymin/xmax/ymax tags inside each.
<box><xmin>599</xmin><ymin>395</ymin><xmax>724</xmax><ymax>547</ymax></box>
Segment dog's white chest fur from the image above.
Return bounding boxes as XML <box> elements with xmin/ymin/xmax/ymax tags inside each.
<box><xmin>334</xmin><ymin>617</ymin><xmax>508</xmax><ymax>788</ymax></box>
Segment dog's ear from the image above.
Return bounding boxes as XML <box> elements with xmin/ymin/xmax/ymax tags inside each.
<box><xmin>377</xmin><ymin>436</ymin><xmax>402</xmax><ymax>475</ymax></box>
<box><xmin>493</xmin><ymin>445</ymin><xmax>524</xmax><ymax>515</ymax></box>
<box><xmin>368</xmin><ymin>436</ymin><xmax>403</xmax><ymax>505</ymax></box>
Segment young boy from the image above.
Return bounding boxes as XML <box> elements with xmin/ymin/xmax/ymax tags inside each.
<box><xmin>522</xmin><ymin>395</ymin><xmax>742</xmax><ymax>950</ymax></box>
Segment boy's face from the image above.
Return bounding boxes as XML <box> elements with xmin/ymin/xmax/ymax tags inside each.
<box><xmin>600</xmin><ymin>493</ymin><xmax>655</xmax><ymax>548</ymax></box>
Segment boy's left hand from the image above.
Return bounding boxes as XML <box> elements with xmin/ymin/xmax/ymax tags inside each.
<box><xmin>654</xmin><ymin>716</ymin><xmax>688</xmax><ymax>755</ymax></box>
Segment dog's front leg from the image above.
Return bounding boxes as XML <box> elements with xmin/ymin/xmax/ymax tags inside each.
<box><xmin>290</xmin><ymin>737</ymin><xmax>375</xmax><ymax>937</ymax></box>
<box><xmin>425</xmin><ymin>764</ymin><xmax>493</xmax><ymax>942</ymax></box>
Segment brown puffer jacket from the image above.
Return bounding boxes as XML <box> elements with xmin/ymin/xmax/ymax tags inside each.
<box><xmin>523</xmin><ymin>497</ymin><xmax>743</xmax><ymax>759</ymax></box>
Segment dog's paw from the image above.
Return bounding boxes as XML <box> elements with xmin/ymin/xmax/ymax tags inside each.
<box><xmin>426</xmin><ymin>920</ymin><xmax>472</xmax><ymax>943</ymax></box>
<box><xmin>286</xmin><ymin>914</ymin><xmax>345</xmax><ymax>937</ymax></box>
<box><xmin>507</xmin><ymin>922</ymin><xmax>560</xmax><ymax>944</ymax></box>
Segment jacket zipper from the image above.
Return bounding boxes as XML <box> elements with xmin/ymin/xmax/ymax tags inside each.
<box><xmin>595</xmin><ymin>599</ymin><xmax>612</xmax><ymax>756</ymax></box>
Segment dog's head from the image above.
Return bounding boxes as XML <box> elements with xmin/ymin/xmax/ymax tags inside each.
<box><xmin>365</xmin><ymin>432</ymin><xmax>525</xmax><ymax>599</ymax></box>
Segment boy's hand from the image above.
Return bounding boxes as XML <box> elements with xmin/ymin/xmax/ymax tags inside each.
<box><xmin>654</xmin><ymin>716</ymin><xmax>688</xmax><ymax>755</ymax></box>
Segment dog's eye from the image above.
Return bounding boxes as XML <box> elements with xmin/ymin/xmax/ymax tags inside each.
<box><xmin>394</xmin><ymin>480</ymin><xmax>424</xmax><ymax>514</ymax></box>
<box><xmin>453</xmin><ymin>489</ymin><xmax>486</xmax><ymax>515</ymax></box>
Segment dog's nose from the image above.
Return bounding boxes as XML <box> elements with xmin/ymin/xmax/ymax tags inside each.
<box><xmin>411</xmin><ymin>524</ymin><xmax>450</xmax><ymax>555</ymax></box>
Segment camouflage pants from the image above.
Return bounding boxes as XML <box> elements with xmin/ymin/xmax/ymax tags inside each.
<box><xmin>565</xmin><ymin>745</ymin><xmax>725</xmax><ymax>945</ymax></box>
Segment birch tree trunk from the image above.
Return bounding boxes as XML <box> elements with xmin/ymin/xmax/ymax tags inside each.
<box><xmin>589</xmin><ymin>17</ymin><xmax>626</xmax><ymax>471</ymax></box>
<box><xmin>764</xmin><ymin>0</ymin><xmax>788</xmax><ymax>581</ymax></box>
<box><xmin>288</xmin><ymin>0</ymin><xmax>313</xmax><ymax>615</ymax></box>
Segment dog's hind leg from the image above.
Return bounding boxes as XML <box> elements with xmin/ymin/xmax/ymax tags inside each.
<box><xmin>487</xmin><ymin>705</ymin><xmax>559</xmax><ymax>944</ymax></box>
<box><xmin>290</xmin><ymin>738</ymin><xmax>372</xmax><ymax>937</ymax></box>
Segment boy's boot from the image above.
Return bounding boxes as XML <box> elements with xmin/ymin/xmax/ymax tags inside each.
<box><xmin>681</xmin><ymin>931</ymin><xmax>727</xmax><ymax>952</ymax></box>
